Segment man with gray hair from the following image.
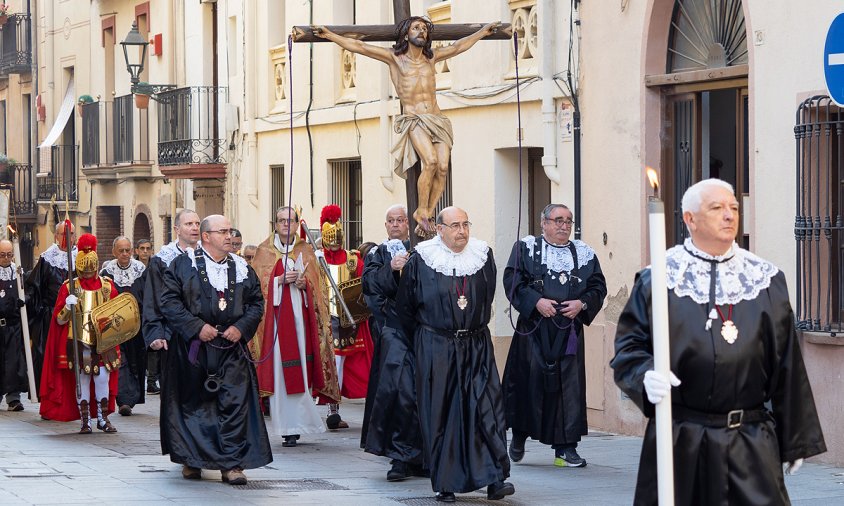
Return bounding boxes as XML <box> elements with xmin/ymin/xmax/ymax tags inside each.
<box><xmin>100</xmin><ymin>236</ymin><xmax>147</xmax><ymax>416</ymax></box>
<box><xmin>502</xmin><ymin>203</ymin><xmax>607</xmax><ymax>467</ymax></box>
<box><xmin>612</xmin><ymin>178</ymin><xmax>826</xmax><ymax>504</ymax></box>
<box><xmin>361</xmin><ymin>204</ymin><xmax>425</xmax><ymax>481</ymax></box>
<box><xmin>0</xmin><ymin>239</ymin><xmax>28</xmax><ymax>411</ymax></box>
<box><xmin>24</xmin><ymin>221</ymin><xmax>77</xmax><ymax>392</ymax></box>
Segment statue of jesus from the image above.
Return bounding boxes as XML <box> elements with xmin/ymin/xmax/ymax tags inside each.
<box><xmin>314</xmin><ymin>17</ymin><xmax>501</xmax><ymax>237</ymax></box>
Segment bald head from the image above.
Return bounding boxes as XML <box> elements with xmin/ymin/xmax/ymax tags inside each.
<box><xmin>436</xmin><ymin>206</ymin><xmax>471</xmax><ymax>253</ymax></box>
<box><xmin>200</xmin><ymin>214</ymin><xmax>233</xmax><ymax>259</ymax></box>
<box><xmin>113</xmin><ymin>236</ymin><xmax>133</xmax><ymax>267</ymax></box>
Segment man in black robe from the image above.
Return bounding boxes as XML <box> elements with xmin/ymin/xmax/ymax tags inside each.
<box><xmin>24</xmin><ymin>222</ymin><xmax>76</xmax><ymax>390</ymax></box>
<box><xmin>160</xmin><ymin>214</ymin><xmax>271</xmax><ymax>485</ymax></box>
<box><xmin>502</xmin><ymin>204</ymin><xmax>607</xmax><ymax>467</ymax></box>
<box><xmin>611</xmin><ymin>179</ymin><xmax>826</xmax><ymax>505</ymax></box>
<box><xmin>394</xmin><ymin>206</ymin><xmax>513</xmax><ymax>503</ymax></box>
<box><xmin>361</xmin><ymin>204</ymin><xmax>425</xmax><ymax>482</ymax></box>
<box><xmin>100</xmin><ymin>236</ymin><xmax>147</xmax><ymax>416</ymax></box>
<box><xmin>0</xmin><ymin>240</ymin><xmax>28</xmax><ymax>411</ymax></box>
<box><xmin>142</xmin><ymin>209</ymin><xmax>200</xmax><ymax>389</ymax></box>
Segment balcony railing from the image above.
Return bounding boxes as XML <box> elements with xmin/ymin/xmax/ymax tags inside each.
<box><xmin>157</xmin><ymin>86</ymin><xmax>227</xmax><ymax>167</ymax></box>
<box><xmin>37</xmin><ymin>145</ymin><xmax>78</xmax><ymax>202</ymax></box>
<box><xmin>82</xmin><ymin>97</ymin><xmax>151</xmax><ymax>169</ymax></box>
<box><xmin>0</xmin><ymin>13</ymin><xmax>31</xmax><ymax>76</ymax></box>
<box><xmin>10</xmin><ymin>163</ymin><xmax>34</xmax><ymax>216</ymax></box>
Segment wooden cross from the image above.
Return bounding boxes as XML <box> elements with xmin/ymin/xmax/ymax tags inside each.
<box><xmin>292</xmin><ymin>0</ymin><xmax>512</xmax><ymax>245</ymax></box>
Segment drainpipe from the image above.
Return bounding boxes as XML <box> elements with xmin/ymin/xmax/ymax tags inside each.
<box><xmin>539</xmin><ymin>0</ymin><xmax>560</xmax><ymax>185</ymax></box>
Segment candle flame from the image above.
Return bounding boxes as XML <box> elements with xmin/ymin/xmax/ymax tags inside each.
<box><xmin>646</xmin><ymin>167</ymin><xmax>660</xmax><ymax>192</ymax></box>
<box><xmin>6</xmin><ymin>225</ymin><xmax>14</xmax><ymax>235</ymax></box>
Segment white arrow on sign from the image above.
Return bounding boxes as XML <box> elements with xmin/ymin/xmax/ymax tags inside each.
<box><xmin>831</xmin><ymin>53</ymin><xmax>844</xmax><ymax>65</ymax></box>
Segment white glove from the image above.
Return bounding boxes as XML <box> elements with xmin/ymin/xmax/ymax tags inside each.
<box><xmin>65</xmin><ymin>294</ymin><xmax>78</xmax><ymax>307</ymax></box>
<box><xmin>784</xmin><ymin>458</ymin><xmax>804</xmax><ymax>475</ymax></box>
<box><xmin>314</xmin><ymin>250</ymin><xmax>325</xmax><ymax>259</ymax></box>
<box><xmin>643</xmin><ymin>370</ymin><xmax>681</xmax><ymax>405</ymax></box>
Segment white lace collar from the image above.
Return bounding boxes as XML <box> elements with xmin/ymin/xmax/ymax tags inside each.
<box><xmin>40</xmin><ymin>243</ymin><xmax>77</xmax><ymax>271</ymax></box>
<box><xmin>380</xmin><ymin>238</ymin><xmax>408</xmax><ymax>258</ymax></box>
<box><xmin>101</xmin><ymin>258</ymin><xmax>146</xmax><ymax>287</ymax></box>
<box><xmin>0</xmin><ymin>263</ymin><xmax>15</xmax><ymax>281</ymax></box>
<box><xmin>521</xmin><ymin>235</ymin><xmax>595</xmax><ymax>274</ymax></box>
<box><xmin>664</xmin><ymin>238</ymin><xmax>779</xmax><ymax>305</ymax></box>
<box><xmin>187</xmin><ymin>247</ymin><xmax>249</xmax><ymax>292</ymax></box>
<box><xmin>155</xmin><ymin>241</ymin><xmax>187</xmax><ymax>267</ymax></box>
<box><xmin>274</xmin><ymin>234</ymin><xmax>296</xmax><ymax>254</ymax></box>
<box><xmin>415</xmin><ymin>236</ymin><xmax>488</xmax><ymax>276</ymax></box>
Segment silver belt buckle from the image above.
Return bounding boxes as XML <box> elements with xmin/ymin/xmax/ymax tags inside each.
<box><xmin>454</xmin><ymin>329</ymin><xmax>468</xmax><ymax>338</ymax></box>
<box><xmin>727</xmin><ymin>409</ymin><xmax>743</xmax><ymax>429</ymax></box>
<box><xmin>0</xmin><ymin>318</ymin><xmax>6</xmax><ymax>327</ymax></box>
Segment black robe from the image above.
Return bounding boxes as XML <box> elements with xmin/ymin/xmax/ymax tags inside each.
<box><xmin>24</xmin><ymin>246</ymin><xmax>73</xmax><ymax>389</ymax></box>
<box><xmin>159</xmin><ymin>251</ymin><xmax>272</xmax><ymax>470</ymax></box>
<box><xmin>101</xmin><ymin>259</ymin><xmax>147</xmax><ymax>408</ymax></box>
<box><xmin>612</xmin><ymin>267</ymin><xmax>826</xmax><ymax>505</ymax></box>
<box><xmin>142</xmin><ymin>243</ymin><xmax>184</xmax><ymax>389</ymax></box>
<box><xmin>0</xmin><ymin>266</ymin><xmax>28</xmax><ymax>395</ymax></box>
<box><xmin>361</xmin><ymin>240</ymin><xmax>422</xmax><ymax>466</ymax></box>
<box><xmin>502</xmin><ymin>237</ymin><xmax>607</xmax><ymax>446</ymax></box>
<box><xmin>395</xmin><ymin>242</ymin><xmax>509</xmax><ymax>493</ymax></box>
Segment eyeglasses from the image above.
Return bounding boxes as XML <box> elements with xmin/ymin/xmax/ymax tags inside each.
<box><xmin>0</xmin><ymin>252</ymin><xmax>13</xmax><ymax>259</ymax></box>
<box><xmin>387</xmin><ymin>218</ymin><xmax>408</xmax><ymax>225</ymax></box>
<box><xmin>546</xmin><ymin>218</ymin><xmax>575</xmax><ymax>227</ymax></box>
<box><xmin>276</xmin><ymin>219</ymin><xmax>296</xmax><ymax>225</ymax></box>
<box><xmin>442</xmin><ymin>222</ymin><xmax>472</xmax><ymax>231</ymax></box>
<box><xmin>115</xmin><ymin>248</ymin><xmax>132</xmax><ymax>253</ymax></box>
<box><xmin>207</xmin><ymin>229</ymin><xmax>233</xmax><ymax>236</ymax></box>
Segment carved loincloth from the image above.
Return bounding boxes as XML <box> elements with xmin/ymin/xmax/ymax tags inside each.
<box><xmin>391</xmin><ymin>113</ymin><xmax>454</xmax><ymax>178</ymax></box>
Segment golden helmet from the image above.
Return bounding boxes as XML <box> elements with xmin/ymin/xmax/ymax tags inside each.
<box><xmin>320</xmin><ymin>204</ymin><xmax>344</xmax><ymax>249</ymax></box>
<box><xmin>75</xmin><ymin>233</ymin><xmax>99</xmax><ymax>275</ymax></box>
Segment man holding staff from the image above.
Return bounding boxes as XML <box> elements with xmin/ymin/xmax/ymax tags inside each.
<box><xmin>611</xmin><ymin>179</ymin><xmax>826</xmax><ymax>504</ymax></box>
<box><xmin>0</xmin><ymin>239</ymin><xmax>28</xmax><ymax>411</ymax></box>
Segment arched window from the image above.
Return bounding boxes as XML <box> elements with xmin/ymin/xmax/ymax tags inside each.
<box><xmin>668</xmin><ymin>0</ymin><xmax>747</xmax><ymax>73</ymax></box>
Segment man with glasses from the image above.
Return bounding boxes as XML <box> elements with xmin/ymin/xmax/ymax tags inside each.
<box><xmin>25</xmin><ymin>221</ymin><xmax>76</xmax><ymax>392</ymax></box>
<box><xmin>134</xmin><ymin>239</ymin><xmax>152</xmax><ymax>267</ymax></box>
<box><xmin>100</xmin><ymin>237</ymin><xmax>147</xmax><ymax>417</ymax></box>
<box><xmin>230</xmin><ymin>229</ymin><xmax>243</xmax><ymax>255</ymax></box>
<box><xmin>242</xmin><ymin>245</ymin><xmax>258</xmax><ymax>265</ymax></box>
<box><xmin>502</xmin><ymin>204</ymin><xmax>606</xmax><ymax>468</ymax></box>
<box><xmin>142</xmin><ymin>209</ymin><xmax>200</xmax><ymax>398</ymax></box>
<box><xmin>361</xmin><ymin>204</ymin><xmax>425</xmax><ymax>481</ymax></box>
<box><xmin>160</xmin><ymin>214</ymin><xmax>271</xmax><ymax>485</ymax></box>
<box><xmin>0</xmin><ymin>240</ymin><xmax>29</xmax><ymax>411</ymax></box>
<box><xmin>251</xmin><ymin>206</ymin><xmax>339</xmax><ymax>447</ymax></box>
<box><xmin>394</xmin><ymin>206</ymin><xmax>513</xmax><ymax>503</ymax></box>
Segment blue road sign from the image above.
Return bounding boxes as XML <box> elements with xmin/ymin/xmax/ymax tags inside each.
<box><xmin>826</xmin><ymin>13</ymin><xmax>844</xmax><ymax>106</ymax></box>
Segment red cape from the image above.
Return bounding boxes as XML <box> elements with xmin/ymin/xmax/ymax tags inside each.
<box><xmin>319</xmin><ymin>249</ymin><xmax>374</xmax><ymax>401</ymax></box>
<box><xmin>255</xmin><ymin>257</ymin><xmax>325</xmax><ymax>397</ymax></box>
<box><xmin>39</xmin><ymin>277</ymin><xmax>119</xmax><ymax>422</ymax></box>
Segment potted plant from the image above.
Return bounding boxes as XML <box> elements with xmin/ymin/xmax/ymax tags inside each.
<box><xmin>0</xmin><ymin>4</ymin><xmax>10</xmax><ymax>26</ymax></box>
<box><xmin>77</xmin><ymin>95</ymin><xmax>94</xmax><ymax>116</ymax></box>
<box><xmin>134</xmin><ymin>83</ymin><xmax>150</xmax><ymax>109</ymax></box>
<box><xmin>0</xmin><ymin>153</ymin><xmax>17</xmax><ymax>185</ymax></box>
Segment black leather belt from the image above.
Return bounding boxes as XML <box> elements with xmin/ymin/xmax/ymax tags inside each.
<box><xmin>420</xmin><ymin>324</ymin><xmax>486</xmax><ymax>339</ymax></box>
<box><xmin>673</xmin><ymin>405</ymin><xmax>769</xmax><ymax>429</ymax></box>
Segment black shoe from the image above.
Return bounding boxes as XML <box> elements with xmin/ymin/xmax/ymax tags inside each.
<box><xmin>555</xmin><ymin>447</ymin><xmax>587</xmax><ymax>467</ymax></box>
<box><xmin>118</xmin><ymin>405</ymin><xmax>133</xmax><ymax>416</ymax></box>
<box><xmin>326</xmin><ymin>413</ymin><xmax>344</xmax><ymax>430</ymax></box>
<box><xmin>509</xmin><ymin>435</ymin><xmax>526</xmax><ymax>462</ymax></box>
<box><xmin>435</xmin><ymin>492</ymin><xmax>456</xmax><ymax>503</ymax></box>
<box><xmin>282</xmin><ymin>435</ymin><xmax>299</xmax><ymax>447</ymax></box>
<box><xmin>147</xmin><ymin>382</ymin><xmax>160</xmax><ymax>395</ymax></box>
<box><xmin>386</xmin><ymin>461</ymin><xmax>408</xmax><ymax>482</ymax></box>
<box><xmin>487</xmin><ymin>481</ymin><xmax>515</xmax><ymax>500</ymax></box>
<box><xmin>7</xmin><ymin>400</ymin><xmax>23</xmax><ymax>412</ymax></box>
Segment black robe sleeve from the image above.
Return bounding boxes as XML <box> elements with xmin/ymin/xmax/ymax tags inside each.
<box><xmin>392</xmin><ymin>254</ymin><xmax>420</xmax><ymax>340</ymax></box>
<box><xmin>362</xmin><ymin>245</ymin><xmax>399</xmax><ymax>325</ymax></box>
<box><xmin>159</xmin><ymin>256</ymin><xmax>211</xmax><ymax>341</ymax></box>
<box><xmin>142</xmin><ymin>257</ymin><xmax>171</xmax><ymax>347</ymax></box>
<box><xmin>502</xmin><ymin>240</ymin><xmax>542</xmax><ymax>319</ymax></box>
<box><xmin>610</xmin><ymin>268</ymin><xmax>655</xmax><ymax>418</ymax></box>
<box><xmin>577</xmin><ymin>256</ymin><xmax>607</xmax><ymax>326</ymax></box>
<box><xmin>24</xmin><ymin>260</ymin><xmax>46</xmax><ymax>317</ymax></box>
<box><xmin>232</xmin><ymin>265</ymin><xmax>265</xmax><ymax>343</ymax></box>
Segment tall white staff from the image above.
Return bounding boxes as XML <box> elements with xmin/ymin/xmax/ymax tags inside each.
<box><xmin>9</xmin><ymin>226</ymin><xmax>38</xmax><ymax>402</ymax></box>
<box><xmin>646</xmin><ymin>168</ymin><xmax>673</xmax><ymax>505</ymax></box>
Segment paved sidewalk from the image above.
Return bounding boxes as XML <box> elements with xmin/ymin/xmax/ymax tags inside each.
<box><xmin>0</xmin><ymin>396</ymin><xmax>842</xmax><ymax>505</ymax></box>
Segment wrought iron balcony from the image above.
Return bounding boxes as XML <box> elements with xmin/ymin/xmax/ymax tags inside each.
<box><xmin>81</xmin><ymin>96</ymin><xmax>152</xmax><ymax>180</ymax></box>
<box><xmin>0</xmin><ymin>13</ymin><xmax>31</xmax><ymax>77</ymax></box>
<box><xmin>37</xmin><ymin>145</ymin><xmax>78</xmax><ymax>203</ymax></box>
<box><xmin>0</xmin><ymin>162</ymin><xmax>35</xmax><ymax>217</ymax></box>
<box><xmin>156</xmin><ymin>86</ymin><xmax>228</xmax><ymax>179</ymax></box>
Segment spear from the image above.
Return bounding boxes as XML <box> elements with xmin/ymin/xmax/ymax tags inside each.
<box><xmin>62</xmin><ymin>211</ymin><xmax>81</xmax><ymax>399</ymax></box>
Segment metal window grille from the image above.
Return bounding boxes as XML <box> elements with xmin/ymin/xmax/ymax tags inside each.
<box><xmin>270</xmin><ymin>164</ymin><xmax>286</xmax><ymax>221</ymax></box>
<box><xmin>113</xmin><ymin>94</ymin><xmax>134</xmax><ymax>164</ymax></box>
<box><xmin>795</xmin><ymin>95</ymin><xmax>843</xmax><ymax>334</ymax></box>
<box><xmin>330</xmin><ymin>159</ymin><xmax>363</xmax><ymax>249</ymax></box>
<box><xmin>81</xmin><ymin>101</ymin><xmax>99</xmax><ymax>167</ymax></box>
<box><xmin>157</xmin><ymin>86</ymin><xmax>227</xmax><ymax>166</ymax></box>
<box><xmin>0</xmin><ymin>14</ymin><xmax>32</xmax><ymax>77</ymax></box>
<box><xmin>36</xmin><ymin>144</ymin><xmax>78</xmax><ymax>202</ymax></box>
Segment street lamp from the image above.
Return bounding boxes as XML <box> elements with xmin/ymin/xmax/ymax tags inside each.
<box><xmin>120</xmin><ymin>21</ymin><xmax>175</xmax><ymax>97</ymax></box>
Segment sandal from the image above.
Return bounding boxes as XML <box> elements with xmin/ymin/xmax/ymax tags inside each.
<box><xmin>97</xmin><ymin>419</ymin><xmax>118</xmax><ymax>433</ymax></box>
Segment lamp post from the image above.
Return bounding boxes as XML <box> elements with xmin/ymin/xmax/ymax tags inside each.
<box><xmin>120</xmin><ymin>21</ymin><xmax>176</xmax><ymax>98</ymax></box>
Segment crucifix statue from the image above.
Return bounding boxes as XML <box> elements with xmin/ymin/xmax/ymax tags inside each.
<box><xmin>292</xmin><ymin>0</ymin><xmax>511</xmax><ymax>241</ymax></box>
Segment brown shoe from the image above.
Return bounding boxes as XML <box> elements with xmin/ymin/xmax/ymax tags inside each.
<box><xmin>221</xmin><ymin>467</ymin><xmax>247</xmax><ymax>485</ymax></box>
<box><xmin>182</xmin><ymin>465</ymin><xmax>201</xmax><ymax>480</ymax></box>
<box><xmin>118</xmin><ymin>405</ymin><xmax>132</xmax><ymax>416</ymax></box>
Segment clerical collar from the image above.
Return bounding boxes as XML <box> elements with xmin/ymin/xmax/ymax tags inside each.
<box><xmin>274</xmin><ymin>234</ymin><xmax>295</xmax><ymax>254</ymax></box>
<box><xmin>415</xmin><ymin>235</ymin><xmax>488</xmax><ymax>277</ymax></box>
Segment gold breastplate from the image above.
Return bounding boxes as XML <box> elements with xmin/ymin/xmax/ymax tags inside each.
<box><xmin>70</xmin><ymin>279</ymin><xmax>111</xmax><ymax>346</ymax></box>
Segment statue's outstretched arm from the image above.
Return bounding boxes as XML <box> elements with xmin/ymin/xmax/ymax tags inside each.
<box><xmin>312</xmin><ymin>25</ymin><xmax>393</xmax><ymax>65</ymax></box>
<box><xmin>434</xmin><ymin>22</ymin><xmax>501</xmax><ymax>63</ymax></box>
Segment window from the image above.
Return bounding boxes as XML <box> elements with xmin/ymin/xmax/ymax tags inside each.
<box><xmin>270</xmin><ymin>164</ymin><xmax>286</xmax><ymax>221</ymax></box>
<box><xmin>668</xmin><ymin>0</ymin><xmax>748</xmax><ymax>73</ymax></box>
<box><xmin>795</xmin><ymin>96</ymin><xmax>842</xmax><ymax>334</ymax></box>
<box><xmin>329</xmin><ymin>158</ymin><xmax>363</xmax><ymax>249</ymax></box>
